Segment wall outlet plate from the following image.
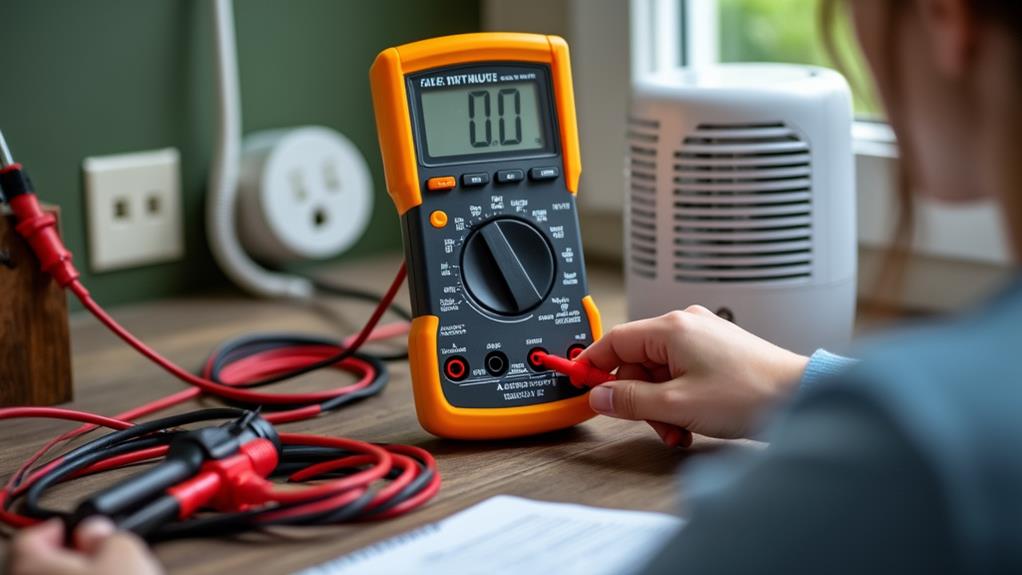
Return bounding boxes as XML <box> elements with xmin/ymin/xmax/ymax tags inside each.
<box><xmin>83</xmin><ymin>148</ymin><xmax>184</xmax><ymax>272</ymax></box>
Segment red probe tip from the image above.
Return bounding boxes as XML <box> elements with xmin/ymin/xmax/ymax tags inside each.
<box><xmin>533</xmin><ymin>351</ymin><xmax>616</xmax><ymax>389</ymax></box>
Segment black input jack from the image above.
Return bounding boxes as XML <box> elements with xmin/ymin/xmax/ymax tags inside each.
<box><xmin>484</xmin><ymin>351</ymin><xmax>509</xmax><ymax>376</ymax></box>
<box><xmin>444</xmin><ymin>356</ymin><xmax>468</xmax><ymax>381</ymax></box>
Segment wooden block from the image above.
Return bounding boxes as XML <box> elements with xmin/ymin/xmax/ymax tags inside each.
<box><xmin>0</xmin><ymin>206</ymin><xmax>72</xmax><ymax>406</ymax></box>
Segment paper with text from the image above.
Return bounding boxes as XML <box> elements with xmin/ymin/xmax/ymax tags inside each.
<box><xmin>296</xmin><ymin>495</ymin><xmax>684</xmax><ymax>575</ymax></box>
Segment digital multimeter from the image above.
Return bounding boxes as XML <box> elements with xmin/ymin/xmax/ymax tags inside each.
<box><xmin>370</xmin><ymin>33</ymin><xmax>602</xmax><ymax>439</ymax></box>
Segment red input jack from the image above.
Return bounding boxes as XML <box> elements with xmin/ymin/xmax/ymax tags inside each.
<box><xmin>567</xmin><ymin>344</ymin><xmax>587</xmax><ymax>360</ymax></box>
<box><xmin>444</xmin><ymin>356</ymin><xmax>468</xmax><ymax>381</ymax></box>
<box><xmin>527</xmin><ymin>347</ymin><xmax>549</xmax><ymax>371</ymax></box>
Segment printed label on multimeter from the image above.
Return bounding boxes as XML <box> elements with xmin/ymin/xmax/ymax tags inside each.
<box><xmin>403</xmin><ymin>62</ymin><xmax>593</xmax><ymax>409</ymax></box>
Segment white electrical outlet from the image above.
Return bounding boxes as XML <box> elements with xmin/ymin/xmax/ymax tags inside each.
<box><xmin>83</xmin><ymin>148</ymin><xmax>184</xmax><ymax>272</ymax></box>
<box><xmin>236</xmin><ymin>127</ymin><xmax>372</xmax><ymax>263</ymax></box>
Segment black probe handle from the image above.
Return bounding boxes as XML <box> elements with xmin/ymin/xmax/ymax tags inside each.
<box><xmin>69</xmin><ymin>457</ymin><xmax>198</xmax><ymax>527</ymax></box>
<box><xmin>116</xmin><ymin>494</ymin><xmax>181</xmax><ymax>538</ymax></box>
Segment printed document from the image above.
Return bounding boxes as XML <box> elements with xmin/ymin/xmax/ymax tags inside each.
<box><xmin>296</xmin><ymin>495</ymin><xmax>683</xmax><ymax>575</ymax></box>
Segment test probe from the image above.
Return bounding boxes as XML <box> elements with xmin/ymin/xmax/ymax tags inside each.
<box><xmin>0</xmin><ymin>130</ymin><xmax>439</xmax><ymax>538</ymax></box>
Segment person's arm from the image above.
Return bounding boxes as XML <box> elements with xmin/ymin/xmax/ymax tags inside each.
<box><xmin>639</xmin><ymin>391</ymin><xmax>960</xmax><ymax>574</ymax></box>
<box><xmin>577</xmin><ymin>308</ymin><xmax>861</xmax><ymax>442</ymax></box>
<box><xmin>799</xmin><ymin>349</ymin><xmax>858</xmax><ymax>394</ymax></box>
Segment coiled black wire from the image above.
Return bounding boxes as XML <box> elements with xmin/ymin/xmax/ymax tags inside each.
<box><xmin>9</xmin><ymin>409</ymin><xmax>436</xmax><ymax>541</ymax></box>
<box><xmin>201</xmin><ymin>338</ymin><xmax>392</xmax><ymax>413</ymax></box>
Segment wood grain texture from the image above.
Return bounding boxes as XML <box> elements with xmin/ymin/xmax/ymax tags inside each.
<box><xmin>0</xmin><ymin>255</ymin><xmax>734</xmax><ymax>574</ymax></box>
<box><xmin>0</xmin><ymin>208</ymin><xmax>72</xmax><ymax>407</ymax></box>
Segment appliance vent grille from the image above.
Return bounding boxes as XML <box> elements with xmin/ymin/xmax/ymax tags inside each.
<box><xmin>627</xmin><ymin>116</ymin><xmax>660</xmax><ymax>279</ymax></box>
<box><xmin>672</xmin><ymin>122</ymin><xmax>813</xmax><ymax>284</ymax></box>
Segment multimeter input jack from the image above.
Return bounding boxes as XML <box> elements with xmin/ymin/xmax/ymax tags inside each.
<box><xmin>444</xmin><ymin>356</ymin><xmax>469</xmax><ymax>381</ymax></box>
<box><xmin>484</xmin><ymin>351</ymin><xmax>509</xmax><ymax>377</ymax></box>
<box><xmin>567</xmin><ymin>344</ymin><xmax>587</xmax><ymax>360</ymax></box>
<box><xmin>527</xmin><ymin>348</ymin><xmax>549</xmax><ymax>372</ymax></box>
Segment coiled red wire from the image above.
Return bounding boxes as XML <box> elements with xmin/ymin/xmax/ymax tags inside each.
<box><xmin>0</xmin><ymin>262</ymin><xmax>441</xmax><ymax>534</ymax></box>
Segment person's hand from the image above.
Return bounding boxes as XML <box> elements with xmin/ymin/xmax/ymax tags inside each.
<box><xmin>8</xmin><ymin>517</ymin><xmax>163</xmax><ymax>575</ymax></box>
<box><xmin>579</xmin><ymin>306</ymin><xmax>810</xmax><ymax>441</ymax></box>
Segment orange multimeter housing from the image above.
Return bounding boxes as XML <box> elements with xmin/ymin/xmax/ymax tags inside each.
<box><xmin>370</xmin><ymin>33</ymin><xmax>602</xmax><ymax>439</ymax></box>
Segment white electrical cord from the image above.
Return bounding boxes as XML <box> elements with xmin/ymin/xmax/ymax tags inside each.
<box><xmin>208</xmin><ymin>0</ymin><xmax>313</xmax><ymax>299</ymax></box>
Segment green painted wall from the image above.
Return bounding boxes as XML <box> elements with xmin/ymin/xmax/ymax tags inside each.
<box><xmin>1</xmin><ymin>0</ymin><xmax>480</xmax><ymax>307</ymax></box>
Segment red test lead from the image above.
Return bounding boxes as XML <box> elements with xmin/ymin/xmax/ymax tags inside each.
<box><xmin>0</xmin><ymin>131</ymin><xmax>80</xmax><ymax>288</ymax></box>
<box><xmin>0</xmin><ymin>129</ymin><xmax>440</xmax><ymax>537</ymax></box>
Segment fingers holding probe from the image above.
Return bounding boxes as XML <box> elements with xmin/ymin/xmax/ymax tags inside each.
<box><xmin>534</xmin><ymin>351</ymin><xmax>692</xmax><ymax>448</ymax></box>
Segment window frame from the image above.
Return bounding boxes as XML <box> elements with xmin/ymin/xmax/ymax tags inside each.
<box><xmin>633</xmin><ymin>0</ymin><xmax>890</xmax><ymax>136</ymax></box>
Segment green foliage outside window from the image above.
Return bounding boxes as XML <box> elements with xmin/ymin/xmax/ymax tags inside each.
<box><xmin>718</xmin><ymin>0</ymin><xmax>882</xmax><ymax>118</ymax></box>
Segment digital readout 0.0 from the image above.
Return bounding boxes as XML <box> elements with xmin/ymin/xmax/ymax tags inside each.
<box><xmin>419</xmin><ymin>81</ymin><xmax>546</xmax><ymax>158</ymax></box>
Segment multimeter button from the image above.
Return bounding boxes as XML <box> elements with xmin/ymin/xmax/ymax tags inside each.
<box><xmin>529</xmin><ymin>166</ymin><xmax>560</xmax><ymax>181</ymax></box>
<box><xmin>427</xmin><ymin>176</ymin><xmax>457</xmax><ymax>191</ymax></box>
<box><xmin>444</xmin><ymin>356</ymin><xmax>468</xmax><ymax>381</ymax></box>
<box><xmin>429</xmin><ymin>210</ymin><xmax>448</xmax><ymax>228</ymax></box>
<box><xmin>495</xmin><ymin>169</ymin><xmax>525</xmax><ymax>184</ymax></box>
<box><xmin>462</xmin><ymin>172</ymin><xmax>490</xmax><ymax>187</ymax></box>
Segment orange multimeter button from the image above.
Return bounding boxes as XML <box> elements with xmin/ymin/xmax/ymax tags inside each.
<box><xmin>429</xmin><ymin>210</ymin><xmax>448</xmax><ymax>228</ymax></box>
<box><xmin>426</xmin><ymin>176</ymin><xmax>456</xmax><ymax>191</ymax></box>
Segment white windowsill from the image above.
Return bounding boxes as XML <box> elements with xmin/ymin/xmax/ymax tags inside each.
<box><xmin>852</xmin><ymin>120</ymin><xmax>897</xmax><ymax>159</ymax></box>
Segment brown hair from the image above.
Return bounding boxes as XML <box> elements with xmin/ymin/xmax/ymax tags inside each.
<box><xmin>820</xmin><ymin>0</ymin><xmax>915</xmax><ymax>309</ymax></box>
<box><xmin>820</xmin><ymin>0</ymin><xmax>1022</xmax><ymax>308</ymax></box>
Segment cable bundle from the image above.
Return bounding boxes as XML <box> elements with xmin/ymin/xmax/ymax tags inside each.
<box><xmin>0</xmin><ymin>132</ymin><xmax>442</xmax><ymax>539</ymax></box>
<box><xmin>0</xmin><ymin>409</ymin><xmax>438</xmax><ymax>540</ymax></box>
<box><xmin>0</xmin><ymin>264</ymin><xmax>440</xmax><ymax>539</ymax></box>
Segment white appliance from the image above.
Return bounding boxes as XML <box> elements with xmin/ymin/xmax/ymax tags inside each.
<box><xmin>626</xmin><ymin>64</ymin><xmax>856</xmax><ymax>354</ymax></box>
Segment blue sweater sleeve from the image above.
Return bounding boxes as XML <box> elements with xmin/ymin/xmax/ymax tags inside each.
<box><xmin>638</xmin><ymin>390</ymin><xmax>958</xmax><ymax>575</ymax></box>
<box><xmin>799</xmin><ymin>349</ymin><xmax>858</xmax><ymax>394</ymax></box>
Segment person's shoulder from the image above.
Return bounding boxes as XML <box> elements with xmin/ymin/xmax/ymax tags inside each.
<box><xmin>789</xmin><ymin>280</ymin><xmax>1022</xmax><ymax>503</ymax></box>
<box><xmin>849</xmin><ymin>281</ymin><xmax>1022</xmax><ymax>403</ymax></box>
<box><xmin>789</xmin><ymin>280</ymin><xmax>1022</xmax><ymax>481</ymax></box>
<box><xmin>802</xmin><ymin>281</ymin><xmax>1022</xmax><ymax>571</ymax></box>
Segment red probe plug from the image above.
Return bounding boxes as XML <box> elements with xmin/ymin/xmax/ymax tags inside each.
<box><xmin>532</xmin><ymin>350</ymin><xmax>616</xmax><ymax>389</ymax></box>
<box><xmin>167</xmin><ymin>437</ymin><xmax>279</xmax><ymax>519</ymax></box>
<box><xmin>0</xmin><ymin>130</ymin><xmax>81</xmax><ymax>288</ymax></box>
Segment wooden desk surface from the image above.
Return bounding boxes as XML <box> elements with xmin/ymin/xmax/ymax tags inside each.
<box><xmin>0</xmin><ymin>255</ymin><xmax>731</xmax><ymax>574</ymax></box>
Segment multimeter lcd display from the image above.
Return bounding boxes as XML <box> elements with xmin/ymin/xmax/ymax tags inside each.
<box><xmin>419</xmin><ymin>81</ymin><xmax>546</xmax><ymax>158</ymax></box>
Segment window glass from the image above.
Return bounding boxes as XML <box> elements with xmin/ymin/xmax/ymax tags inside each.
<box><xmin>718</xmin><ymin>0</ymin><xmax>882</xmax><ymax>119</ymax></box>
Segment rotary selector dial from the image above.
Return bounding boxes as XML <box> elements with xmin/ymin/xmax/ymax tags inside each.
<box><xmin>461</xmin><ymin>218</ymin><xmax>555</xmax><ymax>316</ymax></box>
